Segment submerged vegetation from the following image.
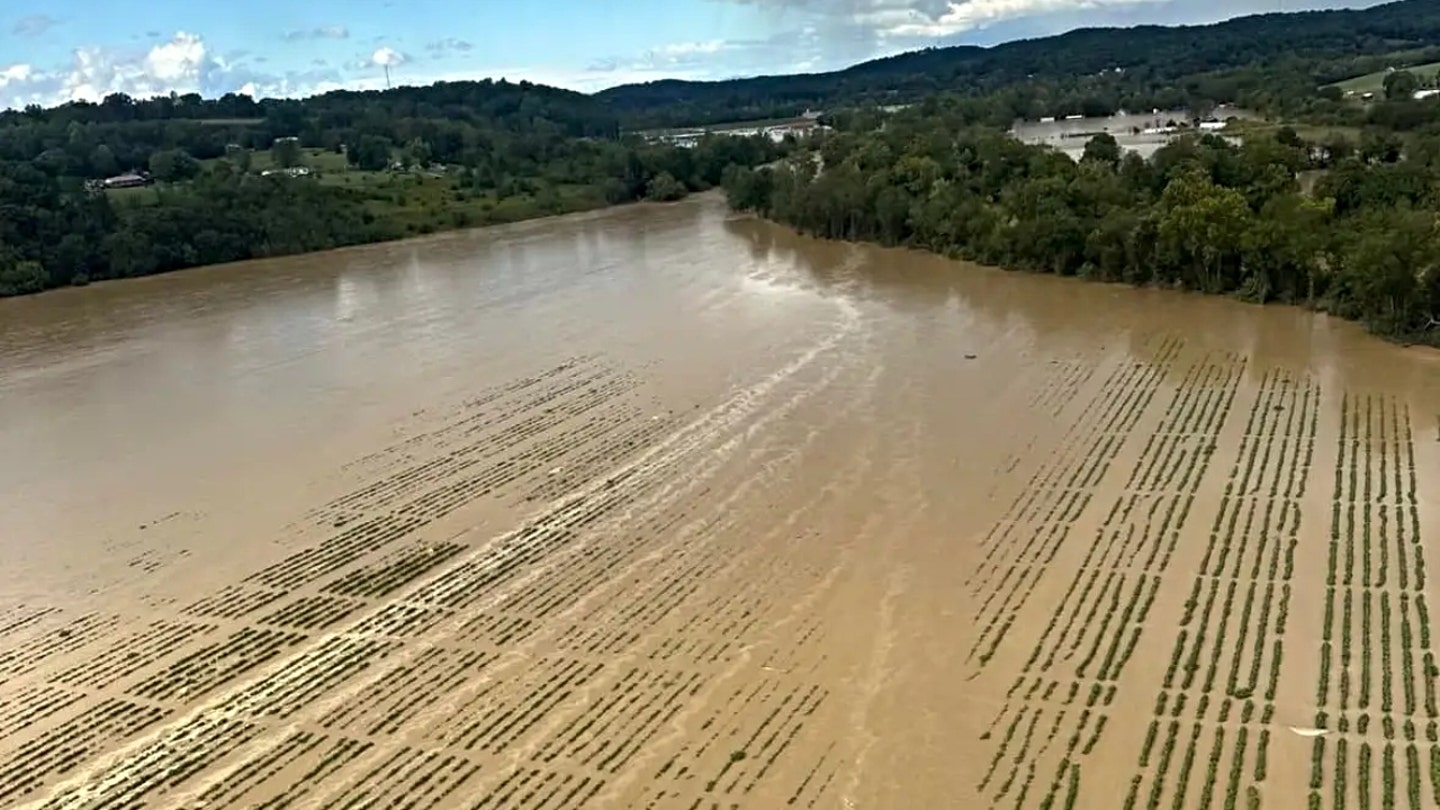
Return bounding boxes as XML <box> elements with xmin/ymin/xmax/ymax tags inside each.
<box><xmin>721</xmin><ymin>101</ymin><xmax>1440</xmax><ymax>343</ymax></box>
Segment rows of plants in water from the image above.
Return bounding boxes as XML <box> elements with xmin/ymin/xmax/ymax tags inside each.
<box><xmin>54</xmin><ymin>618</ymin><xmax>215</xmax><ymax>690</ymax></box>
<box><xmin>0</xmin><ymin>698</ymin><xmax>172</xmax><ymax>803</ymax></box>
<box><xmin>966</xmin><ymin>339</ymin><xmax>1181</xmax><ymax>592</ymax></box>
<box><xmin>190</xmin><ymin>732</ymin><xmax>374</xmax><ymax>810</ymax></box>
<box><xmin>967</xmin><ymin>338</ymin><xmax>1187</xmax><ymax>666</ymax></box>
<box><xmin>0</xmin><ymin>612</ymin><xmax>120</xmax><ymax>679</ymax></box>
<box><xmin>1027</xmin><ymin>357</ymin><xmax>1099</xmax><ymax>420</ymax></box>
<box><xmin>1121</xmin><ymin>369</ymin><xmax>1318</xmax><ymax>810</ymax></box>
<box><xmin>972</xmin><ymin>350</ymin><xmax>1246</xmax><ymax>809</ymax></box>
<box><xmin>0</xmin><ymin>345</ymin><xmax>856</xmax><ymax>809</ymax></box>
<box><xmin>314</xmin><ymin>355</ymin><xmax>621</xmax><ymax>519</ymax></box>
<box><xmin>1309</xmin><ymin>394</ymin><xmax>1433</xmax><ymax>810</ymax></box>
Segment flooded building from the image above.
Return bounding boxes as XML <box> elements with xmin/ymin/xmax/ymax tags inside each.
<box><xmin>645</xmin><ymin>113</ymin><xmax>826</xmax><ymax>148</ymax></box>
<box><xmin>1010</xmin><ymin>108</ymin><xmax>1256</xmax><ymax>161</ymax></box>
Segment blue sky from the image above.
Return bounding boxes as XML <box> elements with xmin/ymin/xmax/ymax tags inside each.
<box><xmin>0</xmin><ymin>0</ymin><xmax>1383</xmax><ymax>109</ymax></box>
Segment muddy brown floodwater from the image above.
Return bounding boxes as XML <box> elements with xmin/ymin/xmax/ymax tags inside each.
<box><xmin>2</xmin><ymin>193</ymin><xmax>1439</xmax><ymax>810</ymax></box>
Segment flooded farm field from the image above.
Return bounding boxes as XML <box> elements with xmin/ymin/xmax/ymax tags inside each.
<box><xmin>1010</xmin><ymin>107</ymin><xmax>1257</xmax><ymax>160</ymax></box>
<box><xmin>1</xmin><ymin>193</ymin><xmax>1438</xmax><ymax>809</ymax></box>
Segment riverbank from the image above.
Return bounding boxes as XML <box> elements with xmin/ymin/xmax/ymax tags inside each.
<box><xmin>739</xmin><ymin>208</ymin><xmax>1440</xmax><ymax>352</ymax></box>
<box><xmin>0</xmin><ymin>91</ymin><xmax>785</xmax><ymax>299</ymax></box>
<box><xmin>0</xmin><ymin>185</ymin><xmax>656</xmax><ymax>300</ymax></box>
<box><xmin>720</xmin><ymin>121</ymin><xmax>1440</xmax><ymax>349</ymax></box>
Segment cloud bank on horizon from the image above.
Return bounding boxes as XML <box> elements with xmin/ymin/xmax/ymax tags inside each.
<box><xmin>0</xmin><ymin>0</ymin><xmax>1383</xmax><ymax>110</ymax></box>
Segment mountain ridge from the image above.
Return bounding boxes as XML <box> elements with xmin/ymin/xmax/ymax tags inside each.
<box><xmin>593</xmin><ymin>0</ymin><xmax>1440</xmax><ymax>125</ymax></box>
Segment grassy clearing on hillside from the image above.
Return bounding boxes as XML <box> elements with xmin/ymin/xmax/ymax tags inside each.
<box><xmin>346</xmin><ymin>173</ymin><xmax>608</xmax><ymax>236</ymax></box>
<box><xmin>249</xmin><ymin>148</ymin><xmax>351</xmax><ymax>173</ymax></box>
<box><xmin>197</xmin><ymin>147</ymin><xmax>352</xmax><ymax>175</ymax></box>
<box><xmin>103</xmin><ymin>185</ymin><xmax>163</xmax><ymax>207</ymax></box>
<box><xmin>1328</xmin><ymin>61</ymin><xmax>1440</xmax><ymax>93</ymax></box>
<box><xmin>1224</xmin><ymin>118</ymin><xmax>1362</xmax><ymax>143</ymax></box>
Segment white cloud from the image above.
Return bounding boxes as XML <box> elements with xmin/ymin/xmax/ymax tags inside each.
<box><xmin>0</xmin><ymin>29</ymin><xmax>760</xmax><ymax>111</ymax></box>
<box><xmin>0</xmin><ymin>32</ymin><xmax>300</xmax><ymax>109</ymax></box>
<box><xmin>652</xmin><ymin>40</ymin><xmax>731</xmax><ymax>58</ymax></box>
<box><xmin>0</xmin><ymin>64</ymin><xmax>35</xmax><ymax>86</ymax></box>
<box><xmin>0</xmin><ymin>28</ymin><xmax>817</xmax><ymax>111</ymax></box>
<box><xmin>425</xmin><ymin>38</ymin><xmax>475</xmax><ymax>55</ymax></box>
<box><xmin>12</xmin><ymin>13</ymin><xmax>59</xmax><ymax>37</ymax></box>
<box><xmin>884</xmin><ymin>0</ymin><xmax>1162</xmax><ymax>35</ymax></box>
<box><xmin>143</xmin><ymin>31</ymin><xmax>207</xmax><ymax>83</ymax></box>
<box><xmin>50</xmin><ymin>32</ymin><xmax>210</xmax><ymax>103</ymax></box>
<box><xmin>284</xmin><ymin>26</ymin><xmax>349</xmax><ymax>42</ymax></box>
<box><xmin>371</xmin><ymin>46</ymin><xmax>408</xmax><ymax>67</ymax></box>
<box><xmin>588</xmin><ymin>29</ymin><xmax>847</xmax><ymax>82</ymax></box>
<box><xmin>703</xmin><ymin>0</ymin><xmax>1171</xmax><ymax>58</ymax></box>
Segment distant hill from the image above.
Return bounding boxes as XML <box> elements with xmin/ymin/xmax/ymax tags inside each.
<box><xmin>595</xmin><ymin>0</ymin><xmax>1440</xmax><ymax>126</ymax></box>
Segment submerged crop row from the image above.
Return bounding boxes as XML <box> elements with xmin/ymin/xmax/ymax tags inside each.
<box><xmin>1122</xmin><ymin>369</ymin><xmax>1319</xmax><ymax>809</ymax></box>
<box><xmin>1310</xmin><ymin>394</ymin><xmax>1435</xmax><ymax>810</ymax></box>
<box><xmin>975</xmin><ymin>350</ymin><xmax>1247</xmax><ymax>809</ymax></box>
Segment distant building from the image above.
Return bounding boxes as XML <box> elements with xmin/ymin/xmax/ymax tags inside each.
<box><xmin>261</xmin><ymin>166</ymin><xmax>311</xmax><ymax>178</ymax></box>
<box><xmin>1415</xmin><ymin>88</ymin><xmax>1440</xmax><ymax>100</ymax></box>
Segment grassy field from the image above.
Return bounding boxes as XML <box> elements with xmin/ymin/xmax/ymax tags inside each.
<box><xmin>1223</xmin><ymin>118</ymin><xmax>1363</xmax><ymax>143</ymax></box>
<box><xmin>247</xmin><ymin>147</ymin><xmax>351</xmax><ymax>173</ymax></box>
<box><xmin>103</xmin><ymin>185</ymin><xmax>164</xmax><ymax>207</ymax></box>
<box><xmin>343</xmin><ymin>172</ymin><xmax>607</xmax><ymax>235</ymax></box>
<box><xmin>1327</xmin><ymin>61</ymin><xmax>1440</xmax><ymax>93</ymax></box>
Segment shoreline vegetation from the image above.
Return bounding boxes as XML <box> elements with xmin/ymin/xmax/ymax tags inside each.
<box><xmin>0</xmin><ymin>81</ymin><xmax>786</xmax><ymax>298</ymax></box>
<box><xmin>719</xmin><ymin>100</ymin><xmax>1440</xmax><ymax>347</ymax></box>
<box><xmin>7</xmin><ymin>0</ymin><xmax>1440</xmax><ymax>316</ymax></box>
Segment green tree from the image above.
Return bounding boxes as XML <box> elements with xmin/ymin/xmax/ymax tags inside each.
<box><xmin>645</xmin><ymin>171</ymin><xmax>688</xmax><ymax>202</ymax></box>
<box><xmin>404</xmin><ymin>138</ymin><xmax>433</xmax><ymax>169</ymax></box>
<box><xmin>350</xmin><ymin>135</ymin><xmax>393</xmax><ymax>171</ymax></box>
<box><xmin>271</xmin><ymin>137</ymin><xmax>303</xmax><ymax>169</ymax></box>
<box><xmin>1384</xmin><ymin>70</ymin><xmax>1421</xmax><ymax>101</ymax></box>
<box><xmin>148</xmin><ymin>148</ymin><xmax>200</xmax><ymax>182</ymax></box>
<box><xmin>0</xmin><ymin>257</ymin><xmax>49</xmax><ymax>296</ymax></box>
<box><xmin>226</xmin><ymin>144</ymin><xmax>252</xmax><ymax>172</ymax></box>
<box><xmin>1155</xmin><ymin>170</ymin><xmax>1253</xmax><ymax>292</ymax></box>
<box><xmin>1276</xmin><ymin>126</ymin><xmax>1304</xmax><ymax>149</ymax></box>
<box><xmin>90</xmin><ymin>144</ymin><xmax>119</xmax><ymax>177</ymax></box>
<box><xmin>1332</xmin><ymin>210</ymin><xmax>1440</xmax><ymax>330</ymax></box>
<box><xmin>1081</xmin><ymin>133</ymin><xmax>1122</xmax><ymax>167</ymax></box>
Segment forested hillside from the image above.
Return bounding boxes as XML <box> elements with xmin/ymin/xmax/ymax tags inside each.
<box><xmin>597</xmin><ymin>0</ymin><xmax>1440</xmax><ymax>126</ymax></box>
<box><xmin>0</xmin><ymin>80</ymin><xmax>782</xmax><ymax>296</ymax></box>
